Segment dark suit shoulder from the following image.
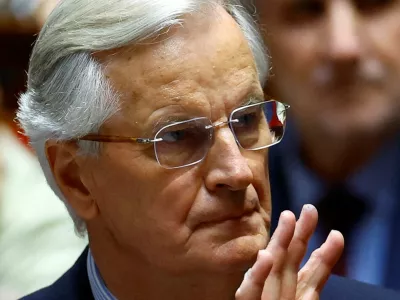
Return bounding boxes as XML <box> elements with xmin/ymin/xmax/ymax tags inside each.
<box><xmin>21</xmin><ymin>248</ymin><xmax>399</xmax><ymax>300</ymax></box>
<box><xmin>323</xmin><ymin>275</ymin><xmax>400</xmax><ymax>300</ymax></box>
<box><xmin>21</xmin><ymin>248</ymin><xmax>94</xmax><ymax>300</ymax></box>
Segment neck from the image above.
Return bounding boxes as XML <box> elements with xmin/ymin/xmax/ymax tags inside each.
<box><xmin>89</xmin><ymin>229</ymin><xmax>243</xmax><ymax>300</ymax></box>
<box><xmin>299</xmin><ymin>129</ymin><xmax>396</xmax><ymax>182</ymax></box>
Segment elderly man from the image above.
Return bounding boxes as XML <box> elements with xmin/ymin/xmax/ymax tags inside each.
<box><xmin>17</xmin><ymin>0</ymin><xmax>400</xmax><ymax>299</ymax></box>
<box><xmin>253</xmin><ymin>0</ymin><xmax>400</xmax><ymax>290</ymax></box>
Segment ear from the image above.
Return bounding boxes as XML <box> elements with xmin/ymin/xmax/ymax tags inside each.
<box><xmin>45</xmin><ymin>140</ymin><xmax>99</xmax><ymax>222</ymax></box>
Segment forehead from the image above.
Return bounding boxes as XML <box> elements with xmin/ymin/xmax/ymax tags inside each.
<box><xmin>99</xmin><ymin>7</ymin><xmax>261</xmax><ymax>129</ymax></box>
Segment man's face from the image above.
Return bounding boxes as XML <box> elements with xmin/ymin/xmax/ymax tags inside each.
<box><xmin>80</xmin><ymin>8</ymin><xmax>271</xmax><ymax>274</ymax></box>
<box><xmin>256</xmin><ymin>0</ymin><xmax>400</xmax><ymax>140</ymax></box>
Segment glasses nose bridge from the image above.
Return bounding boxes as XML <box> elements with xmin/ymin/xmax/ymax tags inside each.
<box><xmin>211</xmin><ymin>120</ymin><xmax>229</xmax><ymax>129</ymax></box>
<box><xmin>206</xmin><ymin>119</ymin><xmax>239</xmax><ymax>143</ymax></box>
<box><xmin>207</xmin><ymin>119</ymin><xmax>238</xmax><ymax>130</ymax></box>
<box><xmin>205</xmin><ymin>119</ymin><xmax>241</xmax><ymax>154</ymax></box>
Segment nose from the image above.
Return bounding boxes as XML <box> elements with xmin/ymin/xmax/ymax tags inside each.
<box><xmin>324</xmin><ymin>1</ymin><xmax>362</xmax><ymax>63</ymax></box>
<box><xmin>203</xmin><ymin>127</ymin><xmax>254</xmax><ymax>192</ymax></box>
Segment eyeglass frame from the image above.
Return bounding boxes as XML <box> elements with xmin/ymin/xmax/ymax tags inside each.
<box><xmin>77</xmin><ymin>100</ymin><xmax>290</xmax><ymax>169</ymax></box>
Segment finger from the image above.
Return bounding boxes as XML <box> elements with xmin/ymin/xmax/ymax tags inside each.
<box><xmin>235</xmin><ymin>250</ymin><xmax>273</xmax><ymax>300</ymax></box>
<box><xmin>288</xmin><ymin>205</ymin><xmax>318</xmax><ymax>266</ymax></box>
<box><xmin>280</xmin><ymin>205</ymin><xmax>318</xmax><ymax>299</ymax></box>
<box><xmin>296</xmin><ymin>230</ymin><xmax>345</xmax><ymax>298</ymax></box>
<box><xmin>262</xmin><ymin>211</ymin><xmax>296</xmax><ymax>300</ymax></box>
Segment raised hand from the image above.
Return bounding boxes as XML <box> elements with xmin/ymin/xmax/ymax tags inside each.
<box><xmin>236</xmin><ymin>204</ymin><xmax>344</xmax><ymax>300</ymax></box>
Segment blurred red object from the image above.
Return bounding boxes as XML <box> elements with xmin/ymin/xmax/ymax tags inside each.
<box><xmin>9</xmin><ymin>119</ymin><xmax>31</xmax><ymax>151</ymax></box>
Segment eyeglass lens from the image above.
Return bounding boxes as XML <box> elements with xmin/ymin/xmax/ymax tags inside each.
<box><xmin>230</xmin><ymin>100</ymin><xmax>286</xmax><ymax>150</ymax></box>
<box><xmin>154</xmin><ymin>101</ymin><xmax>287</xmax><ymax>168</ymax></box>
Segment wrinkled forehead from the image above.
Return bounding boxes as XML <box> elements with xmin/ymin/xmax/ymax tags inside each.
<box><xmin>96</xmin><ymin>7</ymin><xmax>261</xmax><ymax>120</ymax></box>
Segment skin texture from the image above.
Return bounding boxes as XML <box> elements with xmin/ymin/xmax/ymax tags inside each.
<box><xmin>255</xmin><ymin>0</ymin><xmax>400</xmax><ymax>180</ymax></box>
<box><xmin>46</xmin><ymin>6</ymin><xmax>343</xmax><ymax>300</ymax></box>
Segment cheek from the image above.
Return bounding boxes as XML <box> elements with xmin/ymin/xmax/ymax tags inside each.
<box><xmin>88</xmin><ymin>155</ymin><xmax>203</xmax><ymax>245</ymax></box>
<box><xmin>86</xmin><ymin>162</ymin><xmax>156</xmax><ymax>238</ymax></box>
<box><xmin>368</xmin><ymin>21</ymin><xmax>400</xmax><ymax>79</ymax></box>
<box><xmin>259</xmin><ymin>171</ymin><xmax>271</xmax><ymax>213</ymax></box>
<box><xmin>269</xmin><ymin>27</ymin><xmax>316</xmax><ymax>65</ymax></box>
<box><xmin>247</xmin><ymin>151</ymin><xmax>271</xmax><ymax>206</ymax></box>
<box><xmin>157</xmin><ymin>167</ymin><xmax>204</xmax><ymax>227</ymax></box>
<box><xmin>245</xmin><ymin>149</ymin><xmax>268</xmax><ymax>179</ymax></box>
<box><xmin>268</xmin><ymin>34</ymin><xmax>318</xmax><ymax>94</ymax></box>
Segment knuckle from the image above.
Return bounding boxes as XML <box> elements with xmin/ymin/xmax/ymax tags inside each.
<box><xmin>310</xmin><ymin>248</ymin><xmax>323</xmax><ymax>261</ymax></box>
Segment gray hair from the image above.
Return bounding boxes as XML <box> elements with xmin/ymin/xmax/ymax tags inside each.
<box><xmin>17</xmin><ymin>0</ymin><xmax>269</xmax><ymax>236</ymax></box>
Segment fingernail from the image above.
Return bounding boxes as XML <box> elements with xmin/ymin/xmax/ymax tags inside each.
<box><xmin>300</xmin><ymin>205</ymin><xmax>306</xmax><ymax>217</ymax></box>
<box><xmin>328</xmin><ymin>230</ymin><xmax>338</xmax><ymax>238</ymax></box>
<box><xmin>280</xmin><ymin>210</ymin><xmax>289</xmax><ymax>221</ymax></box>
<box><xmin>244</xmin><ymin>268</ymin><xmax>252</xmax><ymax>279</ymax></box>
<box><xmin>302</xmin><ymin>204</ymin><xmax>314</xmax><ymax>212</ymax></box>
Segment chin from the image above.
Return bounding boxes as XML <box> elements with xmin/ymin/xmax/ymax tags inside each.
<box><xmin>211</xmin><ymin>233</ymin><xmax>269</xmax><ymax>273</ymax></box>
<box><xmin>187</xmin><ymin>213</ymin><xmax>270</xmax><ymax>273</ymax></box>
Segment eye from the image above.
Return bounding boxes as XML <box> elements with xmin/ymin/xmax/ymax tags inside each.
<box><xmin>160</xmin><ymin>129</ymin><xmax>187</xmax><ymax>142</ymax></box>
<box><xmin>236</xmin><ymin>112</ymin><xmax>258</xmax><ymax>127</ymax></box>
<box><xmin>284</xmin><ymin>0</ymin><xmax>325</xmax><ymax>23</ymax></box>
<box><xmin>355</xmin><ymin>0</ymin><xmax>395</xmax><ymax>13</ymax></box>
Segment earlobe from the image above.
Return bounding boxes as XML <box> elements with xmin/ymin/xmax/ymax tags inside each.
<box><xmin>45</xmin><ymin>140</ymin><xmax>99</xmax><ymax>221</ymax></box>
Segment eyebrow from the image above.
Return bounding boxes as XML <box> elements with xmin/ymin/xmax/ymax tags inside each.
<box><xmin>152</xmin><ymin>115</ymin><xmax>193</xmax><ymax>134</ymax></box>
<box><xmin>243</xmin><ymin>96</ymin><xmax>264</xmax><ymax>106</ymax></box>
<box><xmin>240</xmin><ymin>90</ymin><xmax>266</xmax><ymax>107</ymax></box>
<box><xmin>150</xmin><ymin>89</ymin><xmax>265</xmax><ymax>131</ymax></box>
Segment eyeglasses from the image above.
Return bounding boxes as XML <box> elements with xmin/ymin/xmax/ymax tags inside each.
<box><xmin>79</xmin><ymin>100</ymin><xmax>290</xmax><ymax>169</ymax></box>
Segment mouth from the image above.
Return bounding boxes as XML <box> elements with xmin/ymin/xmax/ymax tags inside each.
<box><xmin>195</xmin><ymin>210</ymin><xmax>257</xmax><ymax>230</ymax></box>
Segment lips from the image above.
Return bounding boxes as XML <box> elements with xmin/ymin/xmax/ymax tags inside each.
<box><xmin>194</xmin><ymin>208</ymin><xmax>257</xmax><ymax>230</ymax></box>
<box><xmin>187</xmin><ymin>186</ymin><xmax>265</xmax><ymax>231</ymax></box>
<box><xmin>212</xmin><ymin>210</ymin><xmax>254</xmax><ymax>223</ymax></box>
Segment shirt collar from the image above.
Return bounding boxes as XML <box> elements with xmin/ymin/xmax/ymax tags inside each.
<box><xmin>87</xmin><ymin>249</ymin><xmax>117</xmax><ymax>300</ymax></box>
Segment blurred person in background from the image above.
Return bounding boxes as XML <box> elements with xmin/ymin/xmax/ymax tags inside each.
<box><xmin>0</xmin><ymin>1</ymin><xmax>87</xmax><ymax>298</ymax></box>
<box><xmin>3</xmin><ymin>0</ymin><xmax>59</xmax><ymax>28</ymax></box>
<box><xmin>253</xmin><ymin>0</ymin><xmax>400</xmax><ymax>290</ymax></box>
